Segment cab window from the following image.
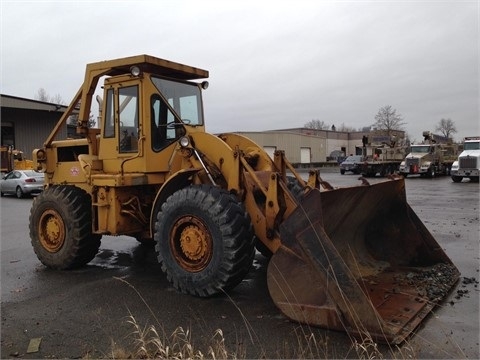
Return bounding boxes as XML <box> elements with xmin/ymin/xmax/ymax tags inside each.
<box><xmin>118</xmin><ymin>86</ymin><xmax>139</xmax><ymax>153</ymax></box>
<box><xmin>151</xmin><ymin>77</ymin><xmax>203</xmax><ymax>126</ymax></box>
<box><xmin>151</xmin><ymin>95</ymin><xmax>181</xmax><ymax>151</ymax></box>
<box><xmin>104</xmin><ymin>88</ymin><xmax>115</xmax><ymax>138</ymax></box>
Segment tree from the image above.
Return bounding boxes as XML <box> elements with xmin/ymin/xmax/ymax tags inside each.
<box><xmin>336</xmin><ymin>123</ymin><xmax>356</xmax><ymax>132</ymax></box>
<box><xmin>67</xmin><ymin>113</ymin><xmax>96</xmax><ymax>128</ymax></box>
<box><xmin>435</xmin><ymin>118</ymin><xmax>457</xmax><ymax>139</ymax></box>
<box><xmin>373</xmin><ymin>105</ymin><xmax>406</xmax><ymax>135</ymax></box>
<box><xmin>305</xmin><ymin>119</ymin><xmax>328</xmax><ymax>130</ymax></box>
<box><xmin>34</xmin><ymin>88</ymin><xmax>64</xmax><ymax>105</ymax></box>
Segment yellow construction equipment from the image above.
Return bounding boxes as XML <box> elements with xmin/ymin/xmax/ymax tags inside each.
<box><xmin>29</xmin><ymin>55</ymin><xmax>459</xmax><ymax>344</ymax></box>
<box><xmin>1</xmin><ymin>146</ymin><xmax>33</xmax><ymax>174</ymax></box>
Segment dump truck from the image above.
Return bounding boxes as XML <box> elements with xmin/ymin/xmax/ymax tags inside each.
<box><xmin>356</xmin><ymin>133</ymin><xmax>407</xmax><ymax>177</ymax></box>
<box><xmin>399</xmin><ymin>131</ymin><xmax>458</xmax><ymax>177</ymax></box>
<box><xmin>1</xmin><ymin>145</ymin><xmax>34</xmax><ymax>175</ymax></box>
<box><xmin>451</xmin><ymin>136</ymin><xmax>480</xmax><ymax>182</ymax></box>
<box><xmin>29</xmin><ymin>55</ymin><xmax>459</xmax><ymax>345</ymax></box>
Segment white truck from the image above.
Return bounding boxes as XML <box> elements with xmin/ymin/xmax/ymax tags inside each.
<box><xmin>450</xmin><ymin>136</ymin><xmax>480</xmax><ymax>183</ymax></box>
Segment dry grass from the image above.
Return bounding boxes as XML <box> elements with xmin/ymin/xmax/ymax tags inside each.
<box><xmin>101</xmin><ymin>314</ymin><xmax>418</xmax><ymax>360</ymax></box>
<box><xmin>105</xmin><ymin>278</ymin><xmax>419</xmax><ymax>359</ymax></box>
<box><xmin>124</xmin><ymin>315</ymin><xmax>231</xmax><ymax>359</ymax></box>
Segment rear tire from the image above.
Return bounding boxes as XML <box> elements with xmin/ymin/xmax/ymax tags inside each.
<box><xmin>29</xmin><ymin>186</ymin><xmax>101</xmax><ymax>269</ymax></box>
<box><xmin>154</xmin><ymin>185</ymin><xmax>255</xmax><ymax>297</ymax></box>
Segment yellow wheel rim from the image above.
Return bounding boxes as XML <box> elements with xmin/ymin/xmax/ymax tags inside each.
<box><xmin>38</xmin><ymin>209</ymin><xmax>66</xmax><ymax>253</ymax></box>
<box><xmin>170</xmin><ymin>216</ymin><xmax>213</xmax><ymax>272</ymax></box>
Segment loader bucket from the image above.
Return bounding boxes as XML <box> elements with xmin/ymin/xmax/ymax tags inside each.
<box><xmin>267</xmin><ymin>178</ymin><xmax>459</xmax><ymax>344</ymax></box>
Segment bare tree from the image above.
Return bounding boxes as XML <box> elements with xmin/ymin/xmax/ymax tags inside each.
<box><xmin>435</xmin><ymin>118</ymin><xmax>457</xmax><ymax>139</ymax></box>
<box><xmin>305</xmin><ymin>119</ymin><xmax>328</xmax><ymax>130</ymax></box>
<box><xmin>336</xmin><ymin>123</ymin><xmax>356</xmax><ymax>132</ymax></box>
<box><xmin>34</xmin><ymin>88</ymin><xmax>65</xmax><ymax>105</ymax></box>
<box><xmin>51</xmin><ymin>93</ymin><xmax>64</xmax><ymax>105</ymax></box>
<box><xmin>68</xmin><ymin>113</ymin><xmax>96</xmax><ymax>128</ymax></box>
<box><xmin>35</xmin><ymin>88</ymin><xmax>50</xmax><ymax>102</ymax></box>
<box><xmin>373</xmin><ymin>105</ymin><xmax>406</xmax><ymax>135</ymax></box>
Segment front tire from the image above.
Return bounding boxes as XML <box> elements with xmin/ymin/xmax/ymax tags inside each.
<box><xmin>29</xmin><ymin>186</ymin><xmax>101</xmax><ymax>269</ymax></box>
<box><xmin>451</xmin><ymin>175</ymin><xmax>463</xmax><ymax>183</ymax></box>
<box><xmin>154</xmin><ymin>185</ymin><xmax>255</xmax><ymax>297</ymax></box>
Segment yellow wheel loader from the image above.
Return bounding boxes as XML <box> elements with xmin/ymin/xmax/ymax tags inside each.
<box><xmin>1</xmin><ymin>146</ymin><xmax>34</xmax><ymax>174</ymax></box>
<box><xmin>29</xmin><ymin>55</ymin><xmax>459</xmax><ymax>344</ymax></box>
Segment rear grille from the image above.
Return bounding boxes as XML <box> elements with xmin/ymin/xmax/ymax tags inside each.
<box><xmin>459</xmin><ymin>156</ymin><xmax>477</xmax><ymax>169</ymax></box>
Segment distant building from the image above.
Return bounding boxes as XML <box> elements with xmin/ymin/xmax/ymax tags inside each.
<box><xmin>237</xmin><ymin>128</ymin><xmax>405</xmax><ymax>166</ymax></box>
<box><xmin>1</xmin><ymin>94</ymin><xmax>70</xmax><ymax>159</ymax></box>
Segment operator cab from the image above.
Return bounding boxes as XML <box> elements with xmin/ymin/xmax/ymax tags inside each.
<box><xmin>97</xmin><ymin>61</ymin><xmax>209</xmax><ymax>173</ymax></box>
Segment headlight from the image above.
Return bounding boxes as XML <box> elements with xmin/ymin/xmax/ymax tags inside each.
<box><xmin>130</xmin><ymin>66</ymin><xmax>141</xmax><ymax>76</ymax></box>
<box><xmin>36</xmin><ymin>149</ymin><xmax>46</xmax><ymax>161</ymax></box>
<box><xmin>179</xmin><ymin>136</ymin><xmax>190</xmax><ymax>147</ymax></box>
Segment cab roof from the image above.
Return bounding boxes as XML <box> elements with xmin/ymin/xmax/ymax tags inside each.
<box><xmin>86</xmin><ymin>54</ymin><xmax>209</xmax><ymax>80</ymax></box>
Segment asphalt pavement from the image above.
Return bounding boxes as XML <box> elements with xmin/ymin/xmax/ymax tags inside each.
<box><xmin>1</xmin><ymin>171</ymin><xmax>479</xmax><ymax>359</ymax></box>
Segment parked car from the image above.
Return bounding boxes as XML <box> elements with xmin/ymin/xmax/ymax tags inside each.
<box><xmin>339</xmin><ymin>155</ymin><xmax>363</xmax><ymax>175</ymax></box>
<box><xmin>0</xmin><ymin>170</ymin><xmax>44</xmax><ymax>198</ymax></box>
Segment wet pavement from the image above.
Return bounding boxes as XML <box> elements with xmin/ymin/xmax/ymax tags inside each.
<box><xmin>1</xmin><ymin>171</ymin><xmax>478</xmax><ymax>359</ymax></box>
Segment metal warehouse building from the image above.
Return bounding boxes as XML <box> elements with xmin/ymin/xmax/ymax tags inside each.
<box><xmin>1</xmin><ymin>94</ymin><xmax>69</xmax><ymax>159</ymax></box>
<box><xmin>235</xmin><ymin>128</ymin><xmax>389</xmax><ymax>166</ymax></box>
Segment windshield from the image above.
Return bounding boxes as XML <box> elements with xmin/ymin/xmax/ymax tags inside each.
<box><xmin>344</xmin><ymin>156</ymin><xmax>360</xmax><ymax>162</ymax></box>
<box><xmin>151</xmin><ymin>77</ymin><xmax>203</xmax><ymax>126</ymax></box>
<box><xmin>411</xmin><ymin>145</ymin><xmax>431</xmax><ymax>154</ymax></box>
<box><xmin>464</xmin><ymin>142</ymin><xmax>480</xmax><ymax>151</ymax></box>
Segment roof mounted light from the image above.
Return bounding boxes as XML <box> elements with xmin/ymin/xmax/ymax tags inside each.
<box><xmin>201</xmin><ymin>81</ymin><xmax>209</xmax><ymax>90</ymax></box>
<box><xmin>179</xmin><ymin>136</ymin><xmax>190</xmax><ymax>148</ymax></box>
<box><xmin>130</xmin><ymin>66</ymin><xmax>141</xmax><ymax>76</ymax></box>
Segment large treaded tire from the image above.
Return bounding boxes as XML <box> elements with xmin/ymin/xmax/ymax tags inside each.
<box><xmin>29</xmin><ymin>186</ymin><xmax>101</xmax><ymax>269</ymax></box>
<box><xmin>154</xmin><ymin>185</ymin><xmax>255</xmax><ymax>297</ymax></box>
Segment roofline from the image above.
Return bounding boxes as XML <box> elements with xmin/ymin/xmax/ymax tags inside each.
<box><xmin>1</xmin><ymin>94</ymin><xmax>69</xmax><ymax>111</ymax></box>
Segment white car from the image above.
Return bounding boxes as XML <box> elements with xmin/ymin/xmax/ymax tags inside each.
<box><xmin>0</xmin><ymin>170</ymin><xmax>44</xmax><ymax>198</ymax></box>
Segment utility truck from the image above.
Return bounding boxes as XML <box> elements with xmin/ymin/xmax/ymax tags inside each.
<box><xmin>399</xmin><ymin>131</ymin><xmax>458</xmax><ymax>177</ymax></box>
<box><xmin>451</xmin><ymin>136</ymin><xmax>480</xmax><ymax>182</ymax></box>
<box><xmin>29</xmin><ymin>55</ymin><xmax>459</xmax><ymax>344</ymax></box>
<box><xmin>356</xmin><ymin>133</ymin><xmax>407</xmax><ymax>177</ymax></box>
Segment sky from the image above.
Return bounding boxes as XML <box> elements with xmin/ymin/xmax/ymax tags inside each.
<box><xmin>1</xmin><ymin>0</ymin><xmax>478</xmax><ymax>143</ymax></box>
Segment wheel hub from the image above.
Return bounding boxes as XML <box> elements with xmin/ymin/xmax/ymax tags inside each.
<box><xmin>39</xmin><ymin>209</ymin><xmax>66</xmax><ymax>253</ymax></box>
<box><xmin>171</xmin><ymin>216</ymin><xmax>212</xmax><ymax>272</ymax></box>
<box><xmin>180</xmin><ymin>225</ymin><xmax>207</xmax><ymax>261</ymax></box>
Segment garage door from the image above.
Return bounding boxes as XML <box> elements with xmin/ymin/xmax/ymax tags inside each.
<box><xmin>300</xmin><ymin>147</ymin><xmax>311</xmax><ymax>163</ymax></box>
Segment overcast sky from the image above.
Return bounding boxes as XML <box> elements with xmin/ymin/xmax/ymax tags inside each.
<box><xmin>1</xmin><ymin>1</ymin><xmax>478</xmax><ymax>142</ymax></box>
